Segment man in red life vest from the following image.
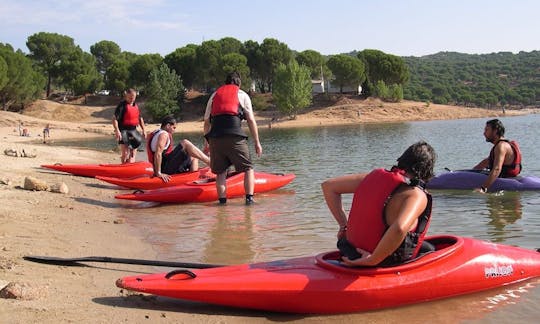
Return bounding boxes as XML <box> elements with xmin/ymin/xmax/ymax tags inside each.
<box><xmin>113</xmin><ymin>88</ymin><xmax>146</xmax><ymax>163</ymax></box>
<box><xmin>322</xmin><ymin>141</ymin><xmax>436</xmax><ymax>267</ymax></box>
<box><xmin>147</xmin><ymin>116</ymin><xmax>210</xmax><ymax>183</ymax></box>
<box><xmin>473</xmin><ymin>119</ymin><xmax>522</xmax><ymax>193</ymax></box>
<box><xmin>203</xmin><ymin>72</ymin><xmax>262</xmax><ymax>205</ymax></box>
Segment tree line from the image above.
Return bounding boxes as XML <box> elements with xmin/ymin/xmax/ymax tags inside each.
<box><xmin>402</xmin><ymin>51</ymin><xmax>539</xmax><ymax>107</ymax></box>
<box><xmin>1</xmin><ymin>32</ymin><xmax>537</xmax><ymax>120</ymax></box>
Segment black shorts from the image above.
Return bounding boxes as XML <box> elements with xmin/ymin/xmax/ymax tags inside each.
<box><xmin>162</xmin><ymin>144</ymin><xmax>192</xmax><ymax>174</ymax></box>
<box><xmin>119</xmin><ymin>129</ymin><xmax>143</xmax><ymax>149</ymax></box>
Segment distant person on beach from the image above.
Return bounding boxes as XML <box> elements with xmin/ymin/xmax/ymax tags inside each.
<box><xmin>203</xmin><ymin>71</ymin><xmax>262</xmax><ymax>205</ymax></box>
<box><xmin>18</xmin><ymin>121</ymin><xmax>23</xmax><ymax>136</ymax></box>
<box><xmin>322</xmin><ymin>141</ymin><xmax>436</xmax><ymax>267</ymax></box>
<box><xmin>43</xmin><ymin>124</ymin><xmax>50</xmax><ymax>143</ymax></box>
<box><xmin>113</xmin><ymin>88</ymin><xmax>146</xmax><ymax>163</ymax></box>
<box><xmin>472</xmin><ymin>119</ymin><xmax>522</xmax><ymax>193</ymax></box>
<box><xmin>147</xmin><ymin>115</ymin><xmax>210</xmax><ymax>183</ymax></box>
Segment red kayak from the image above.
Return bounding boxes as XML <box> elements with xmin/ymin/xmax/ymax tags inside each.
<box><xmin>96</xmin><ymin>168</ymin><xmax>215</xmax><ymax>190</ymax></box>
<box><xmin>116</xmin><ymin>235</ymin><xmax>540</xmax><ymax>314</ymax></box>
<box><xmin>41</xmin><ymin>161</ymin><xmax>153</xmax><ymax>178</ymax></box>
<box><xmin>115</xmin><ymin>172</ymin><xmax>295</xmax><ymax>203</ymax></box>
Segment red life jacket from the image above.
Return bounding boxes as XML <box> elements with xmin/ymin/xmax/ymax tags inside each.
<box><xmin>211</xmin><ymin>84</ymin><xmax>241</xmax><ymax>116</ymax></box>
<box><xmin>146</xmin><ymin>129</ymin><xmax>173</xmax><ymax>164</ymax></box>
<box><xmin>122</xmin><ymin>102</ymin><xmax>140</xmax><ymax>127</ymax></box>
<box><xmin>488</xmin><ymin>139</ymin><xmax>522</xmax><ymax>177</ymax></box>
<box><xmin>346</xmin><ymin>168</ymin><xmax>432</xmax><ymax>261</ymax></box>
<box><xmin>205</xmin><ymin>84</ymin><xmax>247</xmax><ymax>139</ymax></box>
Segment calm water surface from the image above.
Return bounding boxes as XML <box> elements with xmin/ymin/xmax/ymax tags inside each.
<box><xmin>70</xmin><ymin>114</ymin><xmax>540</xmax><ymax>322</ymax></box>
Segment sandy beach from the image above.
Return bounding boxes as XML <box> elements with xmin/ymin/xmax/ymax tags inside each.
<box><xmin>1</xmin><ymin>98</ymin><xmax>538</xmax><ymax>323</ymax></box>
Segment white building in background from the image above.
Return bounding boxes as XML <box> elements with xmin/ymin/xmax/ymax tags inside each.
<box><xmin>311</xmin><ymin>79</ymin><xmax>362</xmax><ymax>95</ymax></box>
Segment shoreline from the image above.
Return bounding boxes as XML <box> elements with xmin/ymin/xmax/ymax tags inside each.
<box><xmin>1</xmin><ymin>100</ymin><xmax>539</xmax><ymax>322</ymax></box>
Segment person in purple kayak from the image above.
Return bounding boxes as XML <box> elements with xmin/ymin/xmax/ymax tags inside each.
<box><xmin>472</xmin><ymin>119</ymin><xmax>522</xmax><ymax>193</ymax></box>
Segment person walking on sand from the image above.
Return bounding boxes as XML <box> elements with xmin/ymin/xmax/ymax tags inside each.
<box><xmin>113</xmin><ymin>88</ymin><xmax>146</xmax><ymax>163</ymax></box>
<box><xmin>203</xmin><ymin>72</ymin><xmax>262</xmax><ymax>205</ymax></box>
<box><xmin>43</xmin><ymin>124</ymin><xmax>50</xmax><ymax>143</ymax></box>
<box><xmin>147</xmin><ymin>116</ymin><xmax>210</xmax><ymax>183</ymax></box>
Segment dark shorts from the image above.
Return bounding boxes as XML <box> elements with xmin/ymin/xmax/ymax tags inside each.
<box><xmin>162</xmin><ymin>144</ymin><xmax>192</xmax><ymax>174</ymax></box>
<box><xmin>208</xmin><ymin>135</ymin><xmax>252</xmax><ymax>174</ymax></box>
<box><xmin>119</xmin><ymin>129</ymin><xmax>143</xmax><ymax>149</ymax></box>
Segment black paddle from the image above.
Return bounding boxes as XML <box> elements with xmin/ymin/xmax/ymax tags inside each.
<box><xmin>23</xmin><ymin>255</ymin><xmax>223</xmax><ymax>269</ymax></box>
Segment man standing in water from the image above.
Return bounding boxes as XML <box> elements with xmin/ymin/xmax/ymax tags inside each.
<box><xmin>472</xmin><ymin>119</ymin><xmax>522</xmax><ymax>193</ymax></box>
<box><xmin>203</xmin><ymin>72</ymin><xmax>262</xmax><ymax>205</ymax></box>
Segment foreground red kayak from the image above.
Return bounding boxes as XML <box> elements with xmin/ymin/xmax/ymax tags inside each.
<box><xmin>114</xmin><ymin>171</ymin><xmax>295</xmax><ymax>203</ymax></box>
<box><xmin>96</xmin><ymin>168</ymin><xmax>215</xmax><ymax>190</ymax></box>
<box><xmin>116</xmin><ymin>235</ymin><xmax>540</xmax><ymax>314</ymax></box>
<box><xmin>41</xmin><ymin>161</ymin><xmax>154</xmax><ymax>178</ymax></box>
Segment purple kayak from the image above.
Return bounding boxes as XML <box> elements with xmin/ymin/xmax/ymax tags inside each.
<box><xmin>427</xmin><ymin>170</ymin><xmax>540</xmax><ymax>191</ymax></box>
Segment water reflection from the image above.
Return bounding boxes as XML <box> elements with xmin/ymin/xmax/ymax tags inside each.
<box><xmin>485</xmin><ymin>192</ymin><xmax>523</xmax><ymax>242</ymax></box>
<box><xmin>203</xmin><ymin>205</ymin><xmax>255</xmax><ymax>265</ymax></box>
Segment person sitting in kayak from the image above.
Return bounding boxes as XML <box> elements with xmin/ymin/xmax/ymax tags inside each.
<box><xmin>147</xmin><ymin>115</ymin><xmax>210</xmax><ymax>183</ymax></box>
<box><xmin>472</xmin><ymin>119</ymin><xmax>522</xmax><ymax>193</ymax></box>
<box><xmin>322</xmin><ymin>141</ymin><xmax>436</xmax><ymax>267</ymax></box>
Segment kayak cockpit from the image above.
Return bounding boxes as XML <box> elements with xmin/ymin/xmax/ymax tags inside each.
<box><xmin>315</xmin><ymin>235</ymin><xmax>463</xmax><ymax>275</ymax></box>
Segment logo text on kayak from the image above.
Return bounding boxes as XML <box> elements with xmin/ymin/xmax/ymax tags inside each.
<box><xmin>484</xmin><ymin>264</ymin><xmax>513</xmax><ymax>278</ymax></box>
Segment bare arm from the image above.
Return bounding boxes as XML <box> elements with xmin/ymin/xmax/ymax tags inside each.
<box><xmin>321</xmin><ymin>174</ymin><xmax>367</xmax><ymax>237</ymax></box>
<box><xmin>473</xmin><ymin>157</ymin><xmax>489</xmax><ymax>170</ymax></box>
<box><xmin>476</xmin><ymin>144</ymin><xmax>505</xmax><ymax>192</ymax></box>
<box><xmin>152</xmin><ymin>133</ymin><xmax>171</xmax><ymax>182</ymax></box>
<box><xmin>112</xmin><ymin>118</ymin><xmax>121</xmax><ymax>141</ymax></box>
<box><xmin>246</xmin><ymin>116</ymin><xmax>262</xmax><ymax>157</ymax></box>
<box><xmin>342</xmin><ymin>189</ymin><xmax>428</xmax><ymax>266</ymax></box>
<box><xmin>138</xmin><ymin>117</ymin><xmax>146</xmax><ymax>139</ymax></box>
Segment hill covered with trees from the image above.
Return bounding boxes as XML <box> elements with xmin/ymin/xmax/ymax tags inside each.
<box><xmin>402</xmin><ymin>51</ymin><xmax>539</xmax><ymax>107</ymax></box>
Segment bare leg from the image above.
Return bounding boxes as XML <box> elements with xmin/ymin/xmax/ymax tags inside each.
<box><xmin>127</xmin><ymin>147</ymin><xmax>136</xmax><ymax>163</ymax></box>
<box><xmin>180</xmin><ymin>139</ymin><xmax>210</xmax><ymax>166</ymax></box>
<box><xmin>120</xmin><ymin>144</ymin><xmax>129</xmax><ymax>163</ymax></box>
<box><xmin>244</xmin><ymin>168</ymin><xmax>254</xmax><ymax>195</ymax></box>
<box><xmin>216</xmin><ymin>172</ymin><xmax>227</xmax><ymax>199</ymax></box>
<box><xmin>189</xmin><ymin>157</ymin><xmax>199</xmax><ymax>171</ymax></box>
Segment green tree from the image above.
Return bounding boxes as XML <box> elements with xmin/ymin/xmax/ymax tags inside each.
<box><xmin>164</xmin><ymin>45</ymin><xmax>198</xmax><ymax>88</ymax></box>
<box><xmin>327</xmin><ymin>55</ymin><xmax>365</xmax><ymax>93</ymax></box>
<box><xmin>196</xmin><ymin>40</ymin><xmax>222</xmax><ymax>90</ymax></box>
<box><xmin>295</xmin><ymin>49</ymin><xmax>331</xmax><ymax>81</ymax></box>
<box><xmin>258</xmin><ymin>38</ymin><xmax>293</xmax><ymax>92</ymax></box>
<box><xmin>90</xmin><ymin>40</ymin><xmax>121</xmax><ymax>77</ymax></box>
<box><xmin>218</xmin><ymin>37</ymin><xmax>244</xmax><ymax>55</ymax></box>
<box><xmin>273</xmin><ymin>61</ymin><xmax>312</xmax><ymax>117</ymax></box>
<box><xmin>0</xmin><ymin>43</ymin><xmax>45</xmax><ymax>111</ymax></box>
<box><xmin>129</xmin><ymin>53</ymin><xmax>163</xmax><ymax>90</ymax></box>
<box><xmin>144</xmin><ymin>63</ymin><xmax>185</xmax><ymax>121</ymax></box>
<box><xmin>241</xmin><ymin>40</ymin><xmax>264</xmax><ymax>92</ymax></box>
<box><xmin>220</xmin><ymin>53</ymin><xmax>250</xmax><ymax>89</ymax></box>
<box><xmin>358</xmin><ymin>49</ymin><xmax>409</xmax><ymax>95</ymax></box>
<box><xmin>60</xmin><ymin>48</ymin><xmax>101</xmax><ymax>95</ymax></box>
<box><xmin>0</xmin><ymin>56</ymin><xmax>7</xmax><ymax>91</ymax></box>
<box><xmin>106</xmin><ymin>59</ymin><xmax>130</xmax><ymax>94</ymax></box>
<box><xmin>26</xmin><ymin>32</ymin><xmax>77</xmax><ymax>96</ymax></box>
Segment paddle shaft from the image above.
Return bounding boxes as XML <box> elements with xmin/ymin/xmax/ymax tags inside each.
<box><xmin>24</xmin><ymin>255</ymin><xmax>223</xmax><ymax>269</ymax></box>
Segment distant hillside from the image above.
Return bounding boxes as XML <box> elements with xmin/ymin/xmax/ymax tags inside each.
<box><xmin>402</xmin><ymin>51</ymin><xmax>539</xmax><ymax>107</ymax></box>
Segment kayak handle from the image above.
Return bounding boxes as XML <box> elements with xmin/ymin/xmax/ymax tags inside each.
<box><xmin>165</xmin><ymin>269</ymin><xmax>196</xmax><ymax>279</ymax></box>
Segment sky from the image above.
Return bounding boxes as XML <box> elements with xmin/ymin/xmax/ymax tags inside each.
<box><xmin>1</xmin><ymin>0</ymin><xmax>539</xmax><ymax>57</ymax></box>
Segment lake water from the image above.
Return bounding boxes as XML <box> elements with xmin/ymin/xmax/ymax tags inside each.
<box><xmin>65</xmin><ymin>114</ymin><xmax>540</xmax><ymax>322</ymax></box>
